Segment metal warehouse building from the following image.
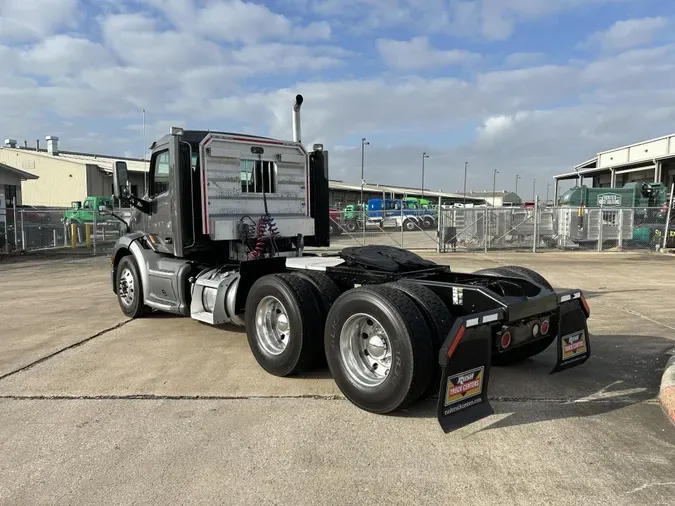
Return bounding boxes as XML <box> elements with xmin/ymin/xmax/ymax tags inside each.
<box><xmin>553</xmin><ymin>133</ymin><xmax>675</xmax><ymax>201</ymax></box>
<box><xmin>328</xmin><ymin>181</ymin><xmax>485</xmax><ymax>207</ymax></box>
<box><xmin>0</xmin><ymin>138</ymin><xmax>147</xmax><ymax>208</ymax></box>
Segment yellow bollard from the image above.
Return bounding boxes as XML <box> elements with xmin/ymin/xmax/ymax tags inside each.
<box><xmin>71</xmin><ymin>223</ymin><xmax>77</xmax><ymax>248</ymax></box>
<box><xmin>85</xmin><ymin>224</ymin><xmax>91</xmax><ymax>248</ymax></box>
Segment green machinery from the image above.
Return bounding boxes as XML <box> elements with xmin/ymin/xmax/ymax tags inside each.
<box><xmin>557</xmin><ymin>182</ymin><xmax>671</xmax><ymax>247</ymax></box>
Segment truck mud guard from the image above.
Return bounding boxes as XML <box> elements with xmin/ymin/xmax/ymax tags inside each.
<box><xmin>551</xmin><ymin>290</ymin><xmax>591</xmax><ymax>374</ymax></box>
<box><xmin>435</xmin><ymin>289</ymin><xmax>591</xmax><ymax>433</ymax></box>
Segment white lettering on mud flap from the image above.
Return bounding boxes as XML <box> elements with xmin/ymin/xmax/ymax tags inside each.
<box><xmin>445</xmin><ymin>366</ymin><xmax>484</xmax><ymax>407</ymax></box>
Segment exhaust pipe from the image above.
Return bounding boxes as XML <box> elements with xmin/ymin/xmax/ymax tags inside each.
<box><xmin>292</xmin><ymin>94</ymin><xmax>303</xmax><ymax>143</ymax></box>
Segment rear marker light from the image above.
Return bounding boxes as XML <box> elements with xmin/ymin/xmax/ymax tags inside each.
<box><xmin>532</xmin><ymin>323</ymin><xmax>540</xmax><ymax>337</ymax></box>
<box><xmin>500</xmin><ymin>331</ymin><xmax>512</xmax><ymax>349</ymax></box>
<box><xmin>541</xmin><ymin>320</ymin><xmax>550</xmax><ymax>335</ymax></box>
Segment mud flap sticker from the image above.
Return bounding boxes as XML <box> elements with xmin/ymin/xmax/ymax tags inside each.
<box><xmin>437</xmin><ymin>321</ymin><xmax>494</xmax><ymax>433</ymax></box>
<box><xmin>551</xmin><ymin>300</ymin><xmax>591</xmax><ymax>373</ymax></box>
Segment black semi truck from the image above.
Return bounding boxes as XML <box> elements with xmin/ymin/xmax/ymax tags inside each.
<box><xmin>109</xmin><ymin>95</ymin><xmax>591</xmax><ymax>432</ymax></box>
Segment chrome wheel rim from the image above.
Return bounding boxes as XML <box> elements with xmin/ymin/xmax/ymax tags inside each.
<box><xmin>255</xmin><ymin>296</ymin><xmax>291</xmax><ymax>356</ymax></box>
<box><xmin>118</xmin><ymin>267</ymin><xmax>135</xmax><ymax>307</ymax></box>
<box><xmin>339</xmin><ymin>313</ymin><xmax>392</xmax><ymax>387</ymax></box>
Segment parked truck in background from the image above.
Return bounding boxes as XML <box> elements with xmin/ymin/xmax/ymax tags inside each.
<box><xmin>108</xmin><ymin>94</ymin><xmax>592</xmax><ymax>432</ymax></box>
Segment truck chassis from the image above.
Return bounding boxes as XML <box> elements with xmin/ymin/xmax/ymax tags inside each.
<box><xmin>111</xmin><ymin>242</ymin><xmax>590</xmax><ymax>432</ymax></box>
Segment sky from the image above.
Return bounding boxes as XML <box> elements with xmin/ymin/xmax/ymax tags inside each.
<box><xmin>1</xmin><ymin>0</ymin><xmax>675</xmax><ymax>198</ymax></box>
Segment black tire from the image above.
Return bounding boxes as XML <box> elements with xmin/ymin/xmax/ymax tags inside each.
<box><xmin>290</xmin><ymin>270</ymin><xmax>342</xmax><ymax>322</ymax></box>
<box><xmin>325</xmin><ymin>284</ymin><xmax>434</xmax><ymax>413</ymax></box>
<box><xmin>386</xmin><ymin>280</ymin><xmax>455</xmax><ymax>400</ymax></box>
<box><xmin>422</xmin><ymin>216</ymin><xmax>435</xmax><ymax>229</ymax></box>
<box><xmin>115</xmin><ymin>255</ymin><xmax>151</xmax><ymax>318</ymax></box>
<box><xmin>245</xmin><ymin>273</ymin><xmax>323</xmax><ymax>376</ymax></box>
<box><xmin>403</xmin><ymin>219</ymin><xmax>416</xmax><ymax>231</ymax></box>
<box><xmin>345</xmin><ymin>220</ymin><xmax>358</xmax><ymax>233</ymax></box>
<box><xmin>497</xmin><ymin>266</ymin><xmax>554</xmax><ymax>291</ymax></box>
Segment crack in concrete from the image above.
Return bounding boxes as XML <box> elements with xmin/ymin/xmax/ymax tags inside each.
<box><xmin>592</xmin><ymin>299</ymin><xmax>675</xmax><ymax>333</ymax></box>
<box><xmin>0</xmin><ymin>394</ymin><xmax>656</xmax><ymax>404</ymax></box>
<box><xmin>0</xmin><ymin>320</ymin><xmax>131</xmax><ymax>383</ymax></box>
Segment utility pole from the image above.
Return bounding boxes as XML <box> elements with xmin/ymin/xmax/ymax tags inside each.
<box><xmin>421</xmin><ymin>152</ymin><xmax>429</xmax><ymax>197</ymax></box>
<box><xmin>463</xmin><ymin>161</ymin><xmax>468</xmax><ymax>206</ymax></box>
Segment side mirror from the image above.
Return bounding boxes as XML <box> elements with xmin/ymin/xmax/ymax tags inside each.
<box><xmin>113</xmin><ymin>161</ymin><xmax>129</xmax><ymax>198</ymax></box>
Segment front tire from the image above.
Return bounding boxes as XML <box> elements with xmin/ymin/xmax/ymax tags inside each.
<box><xmin>325</xmin><ymin>285</ymin><xmax>434</xmax><ymax>413</ymax></box>
<box><xmin>245</xmin><ymin>273</ymin><xmax>323</xmax><ymax>376</ymax></box>
<box><xmin>116</xmin><ymin>255</ymin><xmax>150</xmax><ymax>318</ymax></box>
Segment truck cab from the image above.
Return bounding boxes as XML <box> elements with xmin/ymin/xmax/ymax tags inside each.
<box><xmin>64</xmin><ymin>196</ymin><xmax>114</xmax><ymax>225</ymax></box>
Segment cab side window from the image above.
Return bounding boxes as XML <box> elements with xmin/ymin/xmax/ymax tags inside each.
<box><xmin>152</xmin><ymin>151</ymin><xmax>170</xmax><ymax>196</ymax></box>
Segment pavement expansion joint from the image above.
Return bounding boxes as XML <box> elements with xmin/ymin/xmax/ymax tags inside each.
<box><xmin>0</xmin><ymin>320</ymin><xmax>132</xmax><ymax>383</ymax></box>
<box><xmin>0</xmin><ymin>394</ymin><xmax>656</xmax><ymax>404</ymax></box>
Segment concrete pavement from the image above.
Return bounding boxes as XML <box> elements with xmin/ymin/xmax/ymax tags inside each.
<box><xmin>0</xmin><ymin>252</ymin><xmax>674</xmax><ymax>505</ymax></box>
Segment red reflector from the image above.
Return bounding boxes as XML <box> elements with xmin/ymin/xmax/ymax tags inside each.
<box><xmin>580</xmin><ymin>293</ymin><xmax>590</xmax><ymax>316</ymax></box>
<box><xmin>541</xmin><ymin>320</ymin><xmax>550</xmax><ymax>335</ymax></box>
<box><xmin>446</xmin><ymin>325</ymin><xmax>465</xmax><ymax>359</ymax></box>
<box><xmin>500</xmin><ymin>331</ymin><xmax>512</xmax><ymax>349</ymax></box>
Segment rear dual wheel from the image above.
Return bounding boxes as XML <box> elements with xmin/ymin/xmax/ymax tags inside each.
<box><xmin>325</xmin><ymin>285</ymin><xmax>435</xmax><ymax>413</ymax></box>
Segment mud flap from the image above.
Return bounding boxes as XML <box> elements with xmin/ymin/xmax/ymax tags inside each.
<box><xmin>551</xmin><ymin>291</ymin><xmax>591</xmax><ymax>374</ymax></box>
<box><xmin>436</xmin><ymin>310</ymin><xmax>503</xmax><ymax>434</ymax></box>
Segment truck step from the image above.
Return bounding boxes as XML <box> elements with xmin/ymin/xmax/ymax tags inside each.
<box><xmin>191</xmin><ymin>311</ymin><xmax>215</xmax><ymax>324</ymax></box>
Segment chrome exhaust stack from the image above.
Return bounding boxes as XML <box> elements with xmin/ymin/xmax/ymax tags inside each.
<box><xmin>292</xmin><ymin>94</ymin><xmax>303</xmax><ymax>143</ymax></box>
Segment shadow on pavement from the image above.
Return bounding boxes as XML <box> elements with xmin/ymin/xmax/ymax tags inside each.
<box><xmin>392</xmin><ymin>333</ymin><xmax>675</xmax><ymax>431</ymax></box>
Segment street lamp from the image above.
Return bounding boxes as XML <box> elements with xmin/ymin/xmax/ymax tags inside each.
<box><xmin>515</xmin><ymin>174</ymin><xmax>521</xmax><ymax>195</ymax></box>
<box><xmin>360</xmin><ymin>137</ymin><xmax>369</xmax><ymax>206</ymax></box>
<box><xmin>492</xmin><ymin>168</ymin><xmax>499</xmax><ymax>206</ymax></box>
<box><xmin>532</xmin><ymin>178</ymin><xmax>536</xmax><ymax>201</ymax></box>
<box><xmin>463</xmin><ymin>161</ymin><xmax>468</xmax><ymax>206</ymax></box>
<box><xmin>421</xmin><ymin>152</ymin><xmax>429</xmax><ymax>197</ymax></box>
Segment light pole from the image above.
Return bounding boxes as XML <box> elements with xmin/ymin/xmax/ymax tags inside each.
<box><xmin>360</xmin><ymin>137</ymin><xmax>369</xmax><ymax>206</ymax></box>
<box><xmin>492</xmin><ymin>168</ymin><xmax>499</xmax><ymax>206</ymax></box>
<box><xmin>546</xmin><ymin>182</ymin><xmax>551</xmax><ymax>204</ymax></box>
<box><xmin>515</xmin><ymin>174</ymin><xmax>521</xmax><ymax>196</ymax></box>
<box><xmin>421</xmin><ymin>152</ymin><xmax>429</xmax><ymax>197</ymax></box>
<box><xmin>463</xmin><ymin>161</ymin><xmax>468</xmax><ymax>206</ymax></box>
<box><xmin>532</xmin><ymin>178</ymin><xmax>536</xmax><ymax>201</ymax></box>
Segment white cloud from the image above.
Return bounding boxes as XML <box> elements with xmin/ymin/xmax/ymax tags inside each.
<box><xmin>580</xmin><ymin>17</ymin><xmax>670</xmax><ymax>52</ymax></box>
<box><xmin>142</xmin><ymin>0</ymin><xmax>332</xmax><ymax>44</ymax></box>
<box><xmin>0</xmin><ymin>0</ymin><xmax>80</xmax><ymax>41</ymax></box>
<box><xmin>376</xmin><ymin>37</ymin><xmax>482</xmax><ymax>70</ymax></box>
<box><xmin>504</xmin><ymin>52</ymin><xmax>545</xmax><ymax>67</ymax></box>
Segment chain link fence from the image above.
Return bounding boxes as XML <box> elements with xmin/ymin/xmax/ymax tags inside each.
<box><xmin>328</xmin><ymin>208</ymin><xmax>440</xmax><ymax>250</ymax></box>
<box><xmin>1</xmin><ymin>205</ymin><xmax>127</xmax><ymax>257</ymax></box>
<box><xmin>3</xmin><ymin>201</ymin><xmax>673</xmax><ymax>257</ymax></box>
<box><xmin>437</xmin><ymin>205</ymin><xmax>675</xmax><ymax>253</ymax></box>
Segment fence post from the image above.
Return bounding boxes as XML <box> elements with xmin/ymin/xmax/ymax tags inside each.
<box><xmin>597</xmin><ymin>204</ymin><xmax>603</xmax><ymax>252</ymax></box>
<box><xmin>533</xmin><ymin>196</ymin><xmax>539</xmax><ymax>253</ymax></box>
<box><xmin>663</xmin><ymin>183</ymin><xmax>675</xmax><ymax>250</ymax></box>
<box><xmin>483</xmin><ymin>209</ymin><xmax>488</xmax><ymax>253</ymax></box>
<box><xmin>436</xmin><ymin>196</ymin><xmax>442</xmax><ymax>253</ymax></box>
<box><xmin>53</xmin><ymin>229</ymin><xmax>57</xmax><ymax>247</ymax></box>
<box><xmin>618</xmin><ymin>209</ymin><xmax>624</xmax><ymax>251</ymax></box>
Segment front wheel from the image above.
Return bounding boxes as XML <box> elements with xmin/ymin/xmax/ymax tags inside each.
<box><xmin>116</xmin><ymin>255</ymin><xmax>150</xmax><ymax>318</ymax></box>
<box><xmin>403</xmin><ymin>219</ymin><xmax>416</xmax><ymax>232</ymax></box>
